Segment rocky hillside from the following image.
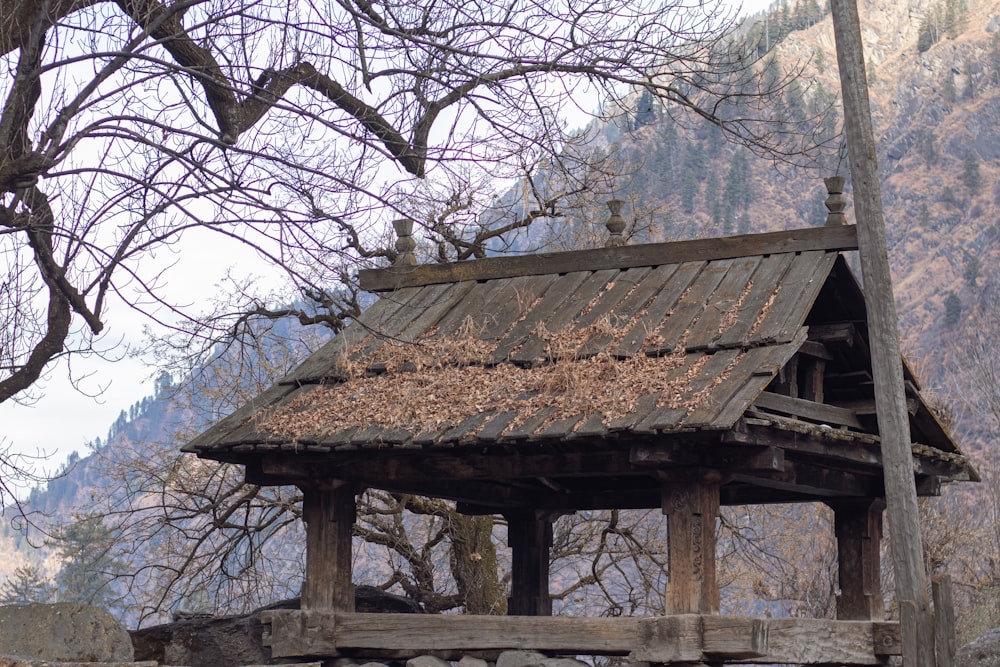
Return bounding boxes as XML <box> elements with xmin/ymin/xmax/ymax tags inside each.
<box><xmin>597</xmin><ymin>0</ymin><xmax>1000</xmax><ymax>415</ymax></box>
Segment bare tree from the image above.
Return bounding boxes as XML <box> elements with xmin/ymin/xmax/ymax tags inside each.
<box><xmin>935</xmin><ymin>282</ymin><xmax>1000</xmax><ymax>640</ymax></box>
<box><xmin>0</xmin><ymin>0</ymin><xmax>816</xmax><ymax>407</ymax></box>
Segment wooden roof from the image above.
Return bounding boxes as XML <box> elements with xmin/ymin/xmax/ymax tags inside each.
<box><xmin>184</xmin><ymin>225</ymin><xmax>977</xmax><ymax>510</ymax></box>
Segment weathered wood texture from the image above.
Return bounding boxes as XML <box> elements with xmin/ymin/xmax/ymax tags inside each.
<box><xmin>832</xmin><ymin>499</ymin><xmax>885</xmax><ymax>620</ymax></box>
<box><xmin>829</xmin><ymin>0</ymin><xmax>935</xmax><ymax>664</ymax></box>
<box><xmin>188</xmin><ymin>227</ymin><xmax>971</xmax><ymax>500</ymax></box>
<box><xmin>506</xmin><ymin>511</ymin><xmax>553</xmax><ymax>616</ymax></box>
<box><xmin>933</xmin><ymin>575</ymin><xmax>956</xmax><ymax>667</ymax></box>
<box><xmin>662</xmin><ymin>482</ymin><xmax>720</xmax><ymax>615</ymax></box>
<box><xmin>359</xmin><ymin>226</ymin><xmax>859</xmax><ymax>291</ymax></box>
<box><xmin>261</xmin><ymin>611</ymin><xmax>900</xmax><ymax>664</ymax></box>
<box><xmin>300</xmin><ymin>483</ymin><xmax>356</xmax><ymax>612</ymax></box>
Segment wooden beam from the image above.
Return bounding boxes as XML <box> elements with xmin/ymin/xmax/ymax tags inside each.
<box><xmin>662</xmin><ymin>481</ymin><xmax>720</xmax><ymax>614</ymax></box>
<box><xmin>287</xmin><ymin>450</ymin><xmax>640</xmax><ymax>482</ymax></box>
<box><xmin>753</xmin><ymin>391</ymin><xmax>864</xmax><ymax>430</ymax></box>
<box><xmin>262</xmin><ymin>611</ymin><xmax>899</xmax><ymax>664</ymax></box>
<box><xmin>630</xmin><ymin>443</ymin><xmax>784</xmax><ymax>473</ymax></box>
<box><xmin>725</xmin><ymin>421</ymin><xmax>883</xmax><ymax>468</ymax></box>
<box><xmin>359</xmin><ymin>226</ymin><xmax>859</xmax><ymax>292</ymax></box>
<box><xmin>808</xmin><ymin>322</ymin><xmax>857</xmax><ymax>345</ymax></box>
<box><xmin>798</xmin><ymin>340</ymin><xmax>834</xmax><ymax>360</ymax></box>
<box><xmin>506</xmin><ymin>511</ymin><xmax>554</xmax><ymax>616</ymax></box>
<box><xmin>830</xmin><ymin>499</ymin><xmax>885</xmax><ymax>621</ymax></box>
<box><xmin>727</xmin><ymin>460</ymin><xmax>876</xmax><ymax>498</ymax></box>
<box><xmin>299</xmin><ymin>482</ymin><xmax>356</xmax><ymax>613</ymax></box>
<box><xmin>833</xmin><ymin>397</ymin><xmax>919</xmax><ymax>416</ymax></box>
<box><xmin>829</xmin><ymin>0</ymin><xmax>935</xmax><ymax>663</ymax></box>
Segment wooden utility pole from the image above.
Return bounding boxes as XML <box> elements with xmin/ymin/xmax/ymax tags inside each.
<box><xmin>828</xmin><ymin>0</ymin><xmax>935</xmax><ymax>664</ymax></box>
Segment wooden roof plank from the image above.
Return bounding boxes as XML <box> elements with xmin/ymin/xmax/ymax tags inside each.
<box><xmin>353</xmin><ymin>282</ymin><xmax>458</xmax><ymax>360</ymax></box>
<box><xmin>573</xmin><ymin>265</ymin><xmax>663</xmax><ymax>357</ymax></box>
<box><xmin>476</xmin><ymin>410</ymin><xmax>522</xmax><ymax>442</ymax></box>
<box><xmin>775</xmin><ymin>251</ymin><xmax>841</xmax><ymax>343</ymax></box>
<box><xmin>635</xmin><ymin>405</ymin><xmax>688</xmax><ymax>433</ymax></box>
<box><xmin>412</xmin><ymin>422</ymin><xmax>456</xmax><ymax>446</ymax></box>
<box><xmin>569</xmin><ymin>266</ymin><xmax>654</xmax><ymax>330</ymax></box>
<box><xmin>499</xmin><ymin>407</ymin><xmax>561</xmax><ymax>441</ymax></box>
<box><xmin>207</xmin><ymin>383</ymin><xmax>321</xmax><ymax>448</ymax></box>
<box><xmin>322</xmin><ymin>427</ymin><xmax>361</xmax><ymax>449</ymax></box>
<box><xmin>491</xmin><ymin>271</ymin><xmax>592</xmax><ymax>364</ymax></box>
<box><xmin>478</xmin><ymin>274</ymin><xmax>562</xmax><ymax>343</ymax></box>
<box><xmin>427</xmin><ymin>276</ymin><xmax>513</xmax><ymax>339</ymax></box>
<box><xmin>568</xmin><ymin>412</ymin><xmax>609</xmax><ymax>439</ymax></box>
<box><xmin>438</xmin><ymin>412</ymin><xmax>499</xmax><ymax>446</ymax></box>
<box><xmin>511</xmin><ymin>269</ymin><xmax>620</xmax><ymax>364</ymax></box>
<box><xmin>280</xmin><ymin>288</ymin><xmax>420</xmax><ymax>384</ymax></box>
<box><xmin>391</xmin><ymin>280</ymin><xmax>479</xmax><ymax>344</ymax></box>
<box><xmin>613</xmin><ymin>261</ymin><xmax>706</xmax><ymax>357</ymax></box>
<box><xmin>711</xmin><ymin>253</ymin><xmax>797</xmax><ymax>349</ymax></box>
<box><xmin>645</xmin><ymin>258</ymin><xmax>735</xmax><ymax>355</ymax></box>
<box><xmin>748</xmin><ymin>251</ymin><xmax>836</xmax><ymax>345</ymax></box>
<box><xmin>684</xmin><ymin>256</ymin><xmax>763</xmax><ymax>350</ymax></box>
<box><xmin>533</xmin><ymin>413</ymin><xmax>586</xmax><ymax>440</ymax></box>
<box><xmin>359</xmin><ymin>225</ymin><xmax>859</xmax><ymax>291</ymax></box>
<box><xmin>182</xmin><ymin>380</ymin><xmax>299</xmax><ymax>453</ymax></box>
<box><xmin>605</xmin><ymin>394</ymin><xmax>661</xmax><ymax>433</ymax></box>
<box><xmin>675</xmin><ymin>348</ymin><xmax>744</xmax><ymax>426</ymax></box>
<box><xmin>705</xmin><ymin>332</ymin><xmax>807</xmax><ymax>430</ymax></box>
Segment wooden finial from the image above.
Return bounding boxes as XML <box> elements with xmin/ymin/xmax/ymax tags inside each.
<box><xmin>392</xmin><ymin>218</ymin><xmax>417</xmax><ymax>266</ymax></box>
<box><xmin>824</xmin><ymin>176</ymin><xmax>848</xmax><ymax>226</ymax></box>
<box><xmin>605</xmin><ymin>199</ymin><xmax>626</xmax><ymax>247</ymax></box>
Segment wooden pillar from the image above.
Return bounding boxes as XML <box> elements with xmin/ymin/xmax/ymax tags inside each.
<box><xmin>828</xmin><ymin>0</ymin><xmax>935</xmax><ymax>662</ymax></box>
<box><xmin>662</xmin><ymin>481</ymin><xmax>720</xmax><ymax>615</ymax></box>
<box><xmin>506</xmin><ymin>510</ymin><xmax>553</xmax><ymax>616</ymax></box>
<box><xmin>300</xmin><ymin>481</ymin><xmax>356</xmax><ymax>612</ymax></box>
<box><xmin>831</xmin><ymin>499</ymin><xmax>885</xmax><ymax>621</ymax></box>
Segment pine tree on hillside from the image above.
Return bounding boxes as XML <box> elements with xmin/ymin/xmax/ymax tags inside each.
<box><xmin>680</xmin><ymin>142</ymin><xmax>706</xmax><ymax>214</ymax></box>
<box><xmin>961</xmin><ymin>151</ymin><xmax>981</xmax><ymax>193</ymax></box>
<box><xmin>964</xmin><ymin>256</ymin><xmax>980</xmax><ymax>289</ymax></box>
<box><xmin>944</xmin><ymin>291</ymin><xmax>962</xmax><ymax>327</ymax></box>
<box><xmin>0</xmin><ymin>565</ymin><xmax>54</xmax><ymax>605</ymax></box>
<box><xmin>53</xmin><ymin>517</ymin><xmax>122</xmax><ymax>610</ymax></box>
<box><xmin>917</xmin><ymin>15</ymin><xmax>938</xmax><ymax>52</ymax></box>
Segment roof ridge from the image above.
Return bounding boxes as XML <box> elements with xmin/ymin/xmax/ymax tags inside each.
<box><xmin>359</xmin><ymin>225</ymin><xmax>859</xmax><ymax>292</ymax></box>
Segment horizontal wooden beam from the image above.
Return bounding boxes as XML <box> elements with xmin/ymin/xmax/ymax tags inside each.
<box><xmin>753</xmin><ymin>391</ymin><xmax>865</xmax><ymax>430</ymax></box>
<box><xmin>360</xmin><ymin>226</ymin><xmax>859</xmax><ymax>292</ymax></box>
<box><xmin>808</xmin><ymin>321</ymin><xmax>857</xmax><ymax>344</ymax></box>
<box><xmin>261</xmin><ymin>610</ymin><xmax>899</xmax><ymax>664</ymax></box>
<box><xmin>725</xmin><ymin>420</ymin><xmax>883</xmax><ymax>468</ymax></box>
<box><xmin>631</xmin><ymin>443</ymin><xmax>784</xmax><ymax>472</ymax></box>
<box><xmin>261</xmin><ymin>450</ymin><xmax>642</xmax><ymax>482</ymax></box>
<box><xmin>727</xmin><ymin>459</ymin><xmax>877</xmax><ymax>498</ymax></box>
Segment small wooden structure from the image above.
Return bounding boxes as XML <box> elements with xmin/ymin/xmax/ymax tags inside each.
<box><xmin>184</xmin><ymin>223</ymin><xmax>976</xmax><ymax>665</ymax></box>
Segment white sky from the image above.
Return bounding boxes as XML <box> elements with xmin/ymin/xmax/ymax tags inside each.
<box><xmin>1</xmin><ymin>0</ymin><xmax>777</xmax><ymax>497</ymax></box>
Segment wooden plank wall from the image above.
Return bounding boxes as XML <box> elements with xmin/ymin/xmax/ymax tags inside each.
<box><xmin>261</xmin><ymin>611</ymin><xmax>901</xmax><ymax>665</ymax></box>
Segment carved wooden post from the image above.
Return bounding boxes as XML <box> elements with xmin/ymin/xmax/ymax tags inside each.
<box><xmin>506</xmin><ymin>510</ymin><xmax>553</xmax><ymax>616</ymax></box>
<box><xmin>393</xmin><ymin>218</ymin><xmax>418</xmax><ymax>266</ymax></box>
<box><xmin>831</xmin><ymin>499</ymin><xmax>885</xmax><ymax>620</ymax></box>
<box><xmin>662</xmin><ymin>481</ymin><xmax>720</xmax><ymax>614</ymax></box>
<box><xmin>824</xmin><ymin>176</ymin><xmax>848</xmax><ymax>226</ymax></box>
<box><xmin>300</xmin><ymin>481</ymin><xmax>356</xmax><ymax>612</ymax></box>
<box><xmin>605</xmin><ymin>199</ymin><xmax>627</xmax><ymax>248</ymax></box>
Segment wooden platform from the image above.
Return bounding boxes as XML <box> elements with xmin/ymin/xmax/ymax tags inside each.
<box><xmin>260</xmin><ymin>611</ymin><xmax>902</xmax><ymax>664</ymax></box>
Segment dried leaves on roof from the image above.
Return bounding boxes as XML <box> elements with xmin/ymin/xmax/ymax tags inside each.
<box><xmin>260</xmin><ymin>318</ymin><xmax>744</xmax><ymax>442</ymax></box>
